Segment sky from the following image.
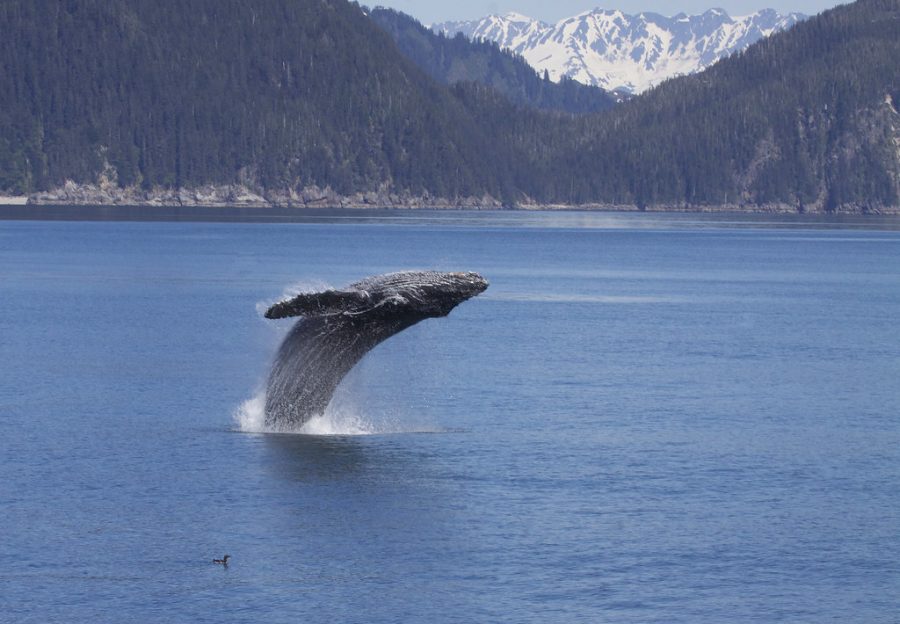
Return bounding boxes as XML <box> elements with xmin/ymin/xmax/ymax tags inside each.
<box><xmin>370</xmin><ymin>1</ymin><xmax>846</xmax><ymax>24</ymax></box>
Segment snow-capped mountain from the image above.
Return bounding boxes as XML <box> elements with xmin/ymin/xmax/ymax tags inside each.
<box><xmin>434</xmin><ymin>8</ymin><xmax>805</xmax><ymax>94</ymax></box>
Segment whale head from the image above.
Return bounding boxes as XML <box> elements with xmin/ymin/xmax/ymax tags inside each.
<box><xmin>362</xmin><ymin>271</ymin><xmax>488</xmax><ymax>319</ymax></box>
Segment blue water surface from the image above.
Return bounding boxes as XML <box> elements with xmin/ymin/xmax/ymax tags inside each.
<box><xmin>1</xmin><ymin>210</ymin><xmax>899</xmax><ymax>622</ymax></box>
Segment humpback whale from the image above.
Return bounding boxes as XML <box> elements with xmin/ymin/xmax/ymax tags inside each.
<box><xmin>263</xmin><ymin>271</ymin><xmax>489</xmax><ymax>430</ymax></box>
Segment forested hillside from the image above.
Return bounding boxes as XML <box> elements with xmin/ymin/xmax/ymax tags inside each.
<box><xmin>552</xmin><ymin>0</ymin><xmax>900</xmax><ymax>210</ymax></box>
<box><xmin>368</xmin><ymin>8</ymin><xmax>620</xmax><ymax>114</ymax></box>
<box><xmin>0</xmin><ymin>0</ymin><xmax>897</xmax><ymax>211</ymax></box>
<box><xmin>0</xmin><ymin>0</ymin><xmax>523</xmax><ymax>201</ymax></box>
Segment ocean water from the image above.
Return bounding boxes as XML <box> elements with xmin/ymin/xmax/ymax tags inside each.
<box><xmin>1</xmin><ymin>210</ymin><xmax>899</xmax><ymax>623</ymax></box>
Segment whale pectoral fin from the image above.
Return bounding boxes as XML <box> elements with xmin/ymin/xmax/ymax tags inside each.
<box><xmin>265</xmin><ymin>289</ymin><xmax>370</xmax><ymax>319</ymax></box>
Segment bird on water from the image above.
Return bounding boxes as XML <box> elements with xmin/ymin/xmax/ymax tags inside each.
<box><xmin>213</xmin><ymin>555</ymin><xmax>231</xmax><ymax>566</ymax></box>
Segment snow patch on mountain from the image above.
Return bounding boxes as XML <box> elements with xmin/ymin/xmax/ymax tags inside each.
<box><xmin>434</xmin><ymin>8</ymin><xmax>805</xmax><ymax>94</ymax></box>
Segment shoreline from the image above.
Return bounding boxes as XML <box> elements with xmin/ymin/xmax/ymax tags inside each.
<box><xmin>8</xmin><ymin>200</ymin><xmax>900</xmax><ymax>216</ymax></box>
<box><xmin>3</xmin><ymin>182</ymin><xmax>898</xmax><ymax>215</ymax></box>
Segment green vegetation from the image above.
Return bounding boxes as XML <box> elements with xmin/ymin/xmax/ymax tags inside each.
<box><xmin>558</xmin><ymin>0</ymin><xmax>900</xmax><ymax>210</ymax></box>
<box><xmin>0</xmin><ymin>0</ymin><xmax>897</xmax><ymax>210</ymax></box>
<box><xmin>0</xmin><ymin>0</ymin><xmax>518</xmax><ymax>199</ymax></box>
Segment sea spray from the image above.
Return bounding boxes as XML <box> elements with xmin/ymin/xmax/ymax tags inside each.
<box><xmin>255</xmin><ymin>280</ymin><xmax>333</xmax><ymax>319</ymax></box>
<box><xmin>233</xmin><ymin>386</ymin><xmax>438</xmax><ymax>436</ymax></box>
<box><xmin>233</xmin><ymin>389</ymin><xmax>395</xmax><ymax>436</ymax></box>
<box><xmin>234</xmin><ymin>391</ymin><xmax>268</xmax><ymax>433</ymax></box>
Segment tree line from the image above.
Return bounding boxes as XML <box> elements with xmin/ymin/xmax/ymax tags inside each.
<box><xmin>0</xmin><ymin>0</ymin><xmax>897</xmax><ymax>210</ymax></box>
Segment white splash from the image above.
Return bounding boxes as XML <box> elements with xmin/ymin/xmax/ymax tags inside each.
<box><xmin>299</xmin><ymin>408</ymin><xmax>377</xmax><ymax>436</ymax></box>
<box><xmin>234</xmin><ymin>392</ymin><xmax>269</xmax><ymax>432</ymax></box>
<box><xmin>232</xmin><ymin>388</ymin><xmax>448</xmax><ymax>436</ymax></box>
<box><xmin>233</xmin><ymin>390</ymin><xmax>381</xmax><ymax>436</ymax></box>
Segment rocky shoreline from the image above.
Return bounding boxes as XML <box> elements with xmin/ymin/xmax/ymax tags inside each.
<box><xmin>7</xmin><ymin>181</ymin><xmax>900</xmax><ymax>215</ymax></box>
<box><xmin>24</xmin><ymin>181</ymin><xmax>505</xmax><ymax>210</ymax></box>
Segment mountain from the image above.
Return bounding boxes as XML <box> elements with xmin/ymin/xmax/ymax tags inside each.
<box><xmin>0</xmin><ymin>0</ymin><xmax>528</xmax><ymax>204</ymax></box>
<box><xmin>434</xmin><ymin>8</ymin><xmax>806</xmax><ymax>93</ymax></box>
<box><xmin>368</xmin><ymin>8</ymin><xmax>621</xmax><ymax>114</ymax></box>
<box><xmin>526</xmin><ymin>0</ymin><xmax>899</xmax><ymax>211</ymax></box>
<box><xmin>0</xmin><ymin>0</ymin><xmax>897</xmax><ymax>213</ymax></box>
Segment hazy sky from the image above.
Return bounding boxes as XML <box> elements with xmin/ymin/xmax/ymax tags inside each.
<box><xmin>371</xmin><ymin>1</ymin><xmax>846</xmax><ymax>24</ymax></box>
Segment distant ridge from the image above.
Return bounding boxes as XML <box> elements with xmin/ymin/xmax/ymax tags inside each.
<box><xmin>434</xmin><ymin>8</ymin><xmax>805</xmax><ymax>93</ymax></box>
<box><xmin>369</xmin><ymin>8</ymin><xmax>621</xmax><ymax>114</ymax></box>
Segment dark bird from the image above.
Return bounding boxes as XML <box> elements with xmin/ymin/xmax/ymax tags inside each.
<box><xmin>213</xmin><ymin>555</ymin><xmax>231</xmax><ymax>566</ymax></box>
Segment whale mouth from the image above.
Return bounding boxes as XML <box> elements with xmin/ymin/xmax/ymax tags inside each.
<box><xmin>261</xmin><ymin>271</ymin><xmax>489</xmax><ymax>431</ymax></box>
<box><xmin>452</xmin><ymin>272</ymin><xmax>489</xmax><ymax>297</ymax></box>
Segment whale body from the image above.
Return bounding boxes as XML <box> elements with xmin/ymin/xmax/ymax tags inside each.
<box><xmin>263</xmin><ymin>271</ymin><xmax>489</xmax><ymax>430</ymax></box>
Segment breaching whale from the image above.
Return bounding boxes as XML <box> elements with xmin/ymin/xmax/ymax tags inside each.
<box><xmin>263</xmin><ymin>271</ymin><xmax>489</xmax><ymax>430</ymax></box>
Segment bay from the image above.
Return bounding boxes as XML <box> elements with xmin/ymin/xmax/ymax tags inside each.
<box><xmin>1</xmin><ymin>210</ymin><xmax>899</xmax><ymax>622</ymax></box>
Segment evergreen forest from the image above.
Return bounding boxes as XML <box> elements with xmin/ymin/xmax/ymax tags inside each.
<box><xmin>0</xmin><ymin>0</ymin><xmax>897</xmax><ymax>211</ymax></box>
